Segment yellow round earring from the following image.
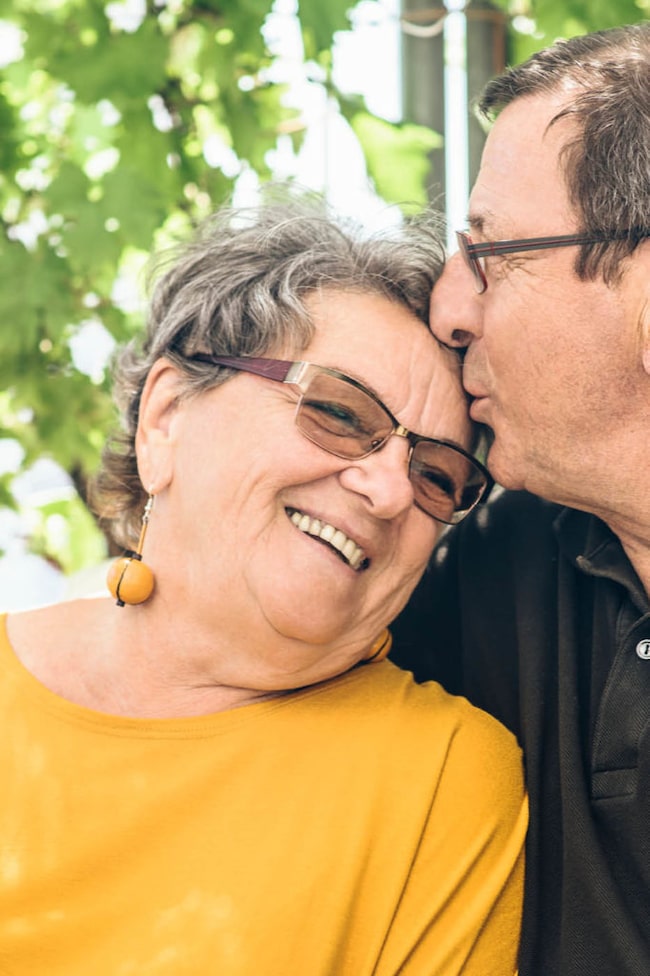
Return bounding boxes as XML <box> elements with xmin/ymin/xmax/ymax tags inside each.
<box><xmin>363</xmin><ymin>629</ymin><xmax>392</xmax><ymax>663</ymax></box>
<box><xmin>106</xmin><ymin>494</ymin><xmax>155</xmax><ymax>607</ymax></box>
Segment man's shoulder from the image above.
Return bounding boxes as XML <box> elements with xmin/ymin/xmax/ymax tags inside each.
<box><xmin>434</xmin><ymin>489</ymin><xmax>564</xmax><ymax>569</ymax></box>
<box><xmin>390</xmin><ymin>491</ymin><xmax>568</xmax><ymax>695</ymax></box>
<box><xmin>459</xmin><ymin>487</ymin><xmax>562</xmax><ymax>537</ymax></box>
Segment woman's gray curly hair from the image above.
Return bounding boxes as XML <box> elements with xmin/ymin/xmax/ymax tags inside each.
<box><xmin>90</xmin><ymin>191</ymin><xmax>447</xmax><ymax>547</ymax></box>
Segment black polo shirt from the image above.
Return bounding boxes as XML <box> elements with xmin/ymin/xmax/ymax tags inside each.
<box><xmin>390</xmin><ymin>490</ymin><xmax>650</xmax><ymax>976</ymax></box>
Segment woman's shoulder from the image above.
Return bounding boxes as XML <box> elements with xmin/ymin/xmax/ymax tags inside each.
<box><xmin>3</xmin><ymin>599</ymin><xmax>111</xmax><ymax>695</ymax></box>
<box><xmin>5</xmin><ymin>598</ymin><xmax>101</xmax><ymax>648</ymax></box>
<box><xmin>381</xmin><ymin>663</ymin><xmax>526</xmax><ymax>820</ymax></box>
<box><xmin>341</xmin><ymin>660</ymin><xmax>522</xmax><ymax>763</ymax></box>
<box><xmin>323</xmin><ymin>661</ymin><xmax>526</xmax><ymax>832</ymax></box>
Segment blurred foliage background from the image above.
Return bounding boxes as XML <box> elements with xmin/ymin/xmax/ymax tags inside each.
<box><xmin>0</xmin><ymin>0</ymin><xmax>646</xmax><ymax>597</ymax></box>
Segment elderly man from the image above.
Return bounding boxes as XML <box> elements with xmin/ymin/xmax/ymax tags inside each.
<box><xmin>391</xmin><ymin>22</ymin><xmax>650</xmax><ymax>976</ymax></box>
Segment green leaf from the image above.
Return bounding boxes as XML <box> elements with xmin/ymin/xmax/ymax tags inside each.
<box><xmin>350</xmin><ymin>112</ymin><xmax>442</xmax><ymax>208</ymax></box>
<box><xmin>31</xmin><ymin>493</ymin><xmax>108</xmax><ymax>575</ymax></box>
<box><xmin>100</xmin><ymin>168</ymin><xmax>170</xmax><ymax>249</ymax></box>
<box><xmin>0</xmin><ymin>239</ymin><xmax>77</xmax><ymax>352</ymax></box>
<box><xmin>28</xmin><ymin>13</ymin><xmax>169</xmax><ymax>107</ymax></box>
<box><xmin>47</xmin><ymin>161</ymin><xmax>91</xmax><ymax>216</ymax></box>
<box><xmin>508</xmin><ymin>0</ymin><xmax>646</xmax><ymax>61</ymax></box>
<box><xmin>297</xmin><ymin>0</ymin><xmax>355</xmax><ymax>59</ymax></box>
<box><xmin>0</xmin><ymin>88</ymin><xmax>21</xmax><ymax>175</ymax></box>
<box><xmin>0</xmin><ymin>475</ymin><xmax>18</xmax><ymax>512</ymax></box>
<box><xmin>59</xmin><ymin>200</ymin><xmax>124</xmax><ymax>274</ymax></box>
<box><xmin>204</xmin><ymin>0</ymin><xmax>272</xmax><ymax>56</ymax></box>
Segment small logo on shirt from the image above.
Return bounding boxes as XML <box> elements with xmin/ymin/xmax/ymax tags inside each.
<box><xmin>635</xmin><ymin>639</ymin><xmax>650</xmax><ymax>660</ymax></box>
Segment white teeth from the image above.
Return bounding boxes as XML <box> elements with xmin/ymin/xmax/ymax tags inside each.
<box><xmin>287</xmin><ymin>509</ymin><xmax>367</xmax><ymax>571</ymax></box>
<box><xmin>320</xmin><ymin>524</ymin><xmax>335</xmax><ymax>543</ymax></box>
<box><xmin>332</xmin><ymin>529</ymin><xmax>346</xmax><ymax>550</ymax></box>
<box><xmin>342</xmin><ymin>539</ymin><xmax>357</xmax><ymax>561</ymax></box>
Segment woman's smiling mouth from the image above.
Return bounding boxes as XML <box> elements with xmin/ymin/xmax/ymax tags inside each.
<box><xmin>286</xmin><ymin>507</ymin><xmax>369</xmax><ymax>571</ymax></box>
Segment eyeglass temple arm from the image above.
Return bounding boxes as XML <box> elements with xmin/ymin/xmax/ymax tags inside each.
<box><xmin>188</xmin><ymin>353</ymin><xmax>296</xmax><ymax>382</ymax></box>
<box><xmin>468</xmin><ymin>234</ymin><xmax>598</xmax><ymax>258</ymax></box>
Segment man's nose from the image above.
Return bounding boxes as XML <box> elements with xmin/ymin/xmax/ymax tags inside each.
<box><xmin>430</xmin><ymin>252</ymin><xmax>484</xmax><ymax>349</ymax></box>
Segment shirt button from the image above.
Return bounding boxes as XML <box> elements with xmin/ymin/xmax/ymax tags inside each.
<box><xmin>636</xmin><ymin>639</ymin><xmax>650</xmax><ymax>660</ymax></box>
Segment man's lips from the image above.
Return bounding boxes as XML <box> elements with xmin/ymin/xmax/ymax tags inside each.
<box><xmin>462</xmin><ymin>370</ymin><xmax>490</xmax><ymax>411</ymax></box>
<box><xmin>462</xmin><ymin>372</ymin><xmax>488</xmax><ymax>400</ymax></box>
<box><xmin>461</xmin><ymin>356</ymin><xmax>488</xmax><ymax>401</ymax></box>
<box><xmin>468</xmin><ymin>394</ymin><xmax>489</xmax><ymax>421</ymax></box>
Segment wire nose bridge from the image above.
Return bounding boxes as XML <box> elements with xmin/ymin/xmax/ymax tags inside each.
<box><xmin>370</xmin><ymin>424</ymin><xmax>411</xmax><ymax>454</ymax></box>
<box><xmin>371</xmin><ymin>426</ymin><xmax>415</xmax><ymax>469</ymax></box>
<box><xmin>388</xmin><ymin>425</ymin><xmax>415</xmax><ymax>461</ymax></box>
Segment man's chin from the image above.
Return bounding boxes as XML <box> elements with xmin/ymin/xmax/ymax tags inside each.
<box><xmin>483</xmin><ymin>443</ymin><xmax>528</xmax><ymax>494</ymax></box>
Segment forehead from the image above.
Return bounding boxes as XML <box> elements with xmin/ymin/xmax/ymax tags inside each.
<box><xmin>298</xmin><ymin>289</ymin><xmax>471</xmax><ymax>442</ymax></box>
<box><xmin>299</xmin><ymin>289</ymin><xmax>448</xmax><ymax>379</ymax></box>
<box><xmin>469</xmin><ymin>92</ymin><xmax>579</xmax><ymax>238</ymax></box>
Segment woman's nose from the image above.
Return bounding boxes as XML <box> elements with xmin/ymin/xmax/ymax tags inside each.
<box><xmin>338</xmin><ymin>436</ymin><xmax>416</xmax><ymax>521</ymax></box>
<box><xmin>430</xmin><ymin>252</ymin><xmax>484</xmax><ymax>349</ymax></box>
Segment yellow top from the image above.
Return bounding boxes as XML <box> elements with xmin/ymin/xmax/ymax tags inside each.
<box><xmin>0</xmin><ymin>615</ymin><xmax>526</xmax><ymax>975</ymax></box>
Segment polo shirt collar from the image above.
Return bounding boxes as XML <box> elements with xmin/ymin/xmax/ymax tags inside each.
<box><xmin>554</xmin><ymin>507</ymin><xmax>649</xmax><ymax>613</ymax></box>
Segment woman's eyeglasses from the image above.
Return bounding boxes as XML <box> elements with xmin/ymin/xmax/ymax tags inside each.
<box><xmin>188</xmin><ymin>353</ymin><xmax>492</xmax><ymax>525</ymax></box>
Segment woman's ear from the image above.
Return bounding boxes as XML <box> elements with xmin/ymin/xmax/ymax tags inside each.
<box><xmin>136</xmin><ymin>358</ymin><xmax>185</xmax><ymax>491</ymax></box>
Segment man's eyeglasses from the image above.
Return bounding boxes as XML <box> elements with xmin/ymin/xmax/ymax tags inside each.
<box><xmin>188</xmin><ymin>353</ymin><xmax>492</xmax><ymax>525</ymax></box>
<box><xmin>457</xmin><ymin>230</ymin><xmax>619</xmax><ymax>294</ymax></box>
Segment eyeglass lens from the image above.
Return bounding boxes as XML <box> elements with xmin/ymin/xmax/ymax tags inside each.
<box><xmin>295</xmin><ymin>372</ymin><xmax>486</xmax><ymax>524</ymax></box>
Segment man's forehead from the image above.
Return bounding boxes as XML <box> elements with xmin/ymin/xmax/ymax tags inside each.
<box><xmin>467</xmin><ymin>94</ymin><xmax>577</xmax><ymax>237</ymax></box>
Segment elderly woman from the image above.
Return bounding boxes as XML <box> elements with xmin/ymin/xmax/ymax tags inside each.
<box><xmin>1</xmin><ymin>195</ymin><xmax>526</xmax><ymax>975</ymax></box>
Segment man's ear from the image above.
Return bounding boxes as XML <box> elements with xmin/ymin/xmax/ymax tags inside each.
<box><xmin>643</xmin><ymin>302</ymin><xmax>650</xmax><ymax>377</ymax></box>
<box><xmin>636</xmin><ymin>242</ymin><xmax>650</xmax><ymax>376</ymax></box>
<box><xmin>135</xmin><ymin>358</ymin><xmax>185</xmax><ymax>491</ymax></box>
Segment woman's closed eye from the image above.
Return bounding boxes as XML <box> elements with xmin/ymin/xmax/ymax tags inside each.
<box><xmin>304</xmin><ymin>398</ymin><xmax>374</xmax><ymax>437</ymax></box>
<box><xmin>411</xmin><ymin>461</ymin><xmax>457</xmax><ymax>500</ymax></box>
